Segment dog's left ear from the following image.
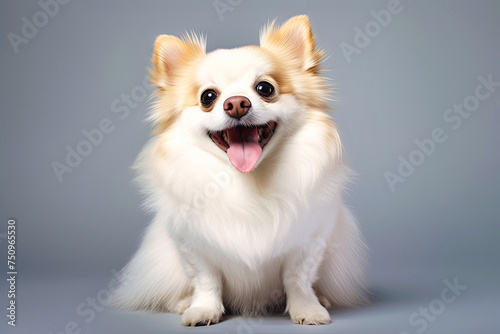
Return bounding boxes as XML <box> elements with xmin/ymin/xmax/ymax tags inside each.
<box><xmin>150</xmin><ymin>33</ymin><xmax>206</xmax><ymax>88</ymax></box>
<box><xmin>260</xmin><ymin>15</ymin><xmax>324</xmax><ymax>73</ymax></box>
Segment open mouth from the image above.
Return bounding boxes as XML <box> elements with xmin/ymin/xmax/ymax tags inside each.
<box><xmin>208</xmin><ymin>121</ymin><xmax>277</xmax><ymax>173</ymax></box>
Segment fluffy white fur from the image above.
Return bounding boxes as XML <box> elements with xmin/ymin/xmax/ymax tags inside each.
<box><xmin>110</xmin><ymin>16</ymin><xmax>367</xmax><ymax>326</ymax></box>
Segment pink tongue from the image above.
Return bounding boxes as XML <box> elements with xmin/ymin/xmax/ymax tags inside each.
<box><xmin>227</xmin><ymin>127</ymin><xmax>262</xmax><ymax>173</ymax></box>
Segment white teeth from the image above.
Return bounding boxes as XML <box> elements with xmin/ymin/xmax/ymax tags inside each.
<box><xmin>212</xmin><ymin>124</ymin><xmax>272</xmax><ymax>146</ymax></box>
<box><xmin>222</xmin><ymin>131</ymin><xmax>229</xmax><ymax>145</ymax></box>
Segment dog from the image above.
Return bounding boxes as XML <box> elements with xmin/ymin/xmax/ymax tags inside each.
<box><xmin>110</xmin><ymin>15</ymin><xmax>367</xmax><ymax>326</ymax></box>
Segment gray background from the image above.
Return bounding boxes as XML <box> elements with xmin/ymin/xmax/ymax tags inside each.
<box><xmin>1</xmin><ymin>0</ymin><xmax>499</xmax><ymax>333</ymax></box>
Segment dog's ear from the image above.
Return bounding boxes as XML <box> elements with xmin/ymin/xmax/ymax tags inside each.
<box><xmin>260</xmin><ymin>15</ymin><xmax>323</xmax><ymax>73</ymax></box>
<box><xmin>150</xmin><ymin>34</ymin><xmax>206</xmax><ymax>88</ymax></box>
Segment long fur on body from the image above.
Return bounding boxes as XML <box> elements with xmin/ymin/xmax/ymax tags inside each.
<box><xmin>110</xmin><ymin>16</ymin><xmax>367</xmax><ymax>326</ymax></box>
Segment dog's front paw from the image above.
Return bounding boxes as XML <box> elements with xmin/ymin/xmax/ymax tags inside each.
<box><xmin>173</xmin><ymin>296</ymin><xmax>191</xmax><ymax>314</ymax></box>
<box><xmin>289</xmin><ymin>303</ymin><xmax>331</xmax><ymax>325</ymax></box>
<box><xmin>181</xmin><ymin>306</ymin><xmax>222</xmax><ymax>326</ymax></box>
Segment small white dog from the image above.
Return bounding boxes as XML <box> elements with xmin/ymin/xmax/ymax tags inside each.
<box><xmin>111</xmin><ymin>15</ymin><xmax>367</xmax><ymax>326</ymax></box>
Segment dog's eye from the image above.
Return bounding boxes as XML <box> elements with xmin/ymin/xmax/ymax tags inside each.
<box><xmin>200</xmin><ymin>89</ymin><xmax>218</xmax><ymax>107</ymax></box>
<box><xmin>255</xmin><ymin>81</ymin><xmax>275</xmax><ymax>98</ymax></box>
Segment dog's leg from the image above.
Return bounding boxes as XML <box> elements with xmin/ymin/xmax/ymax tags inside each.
<box><xmin>283</xmin><ymin>240</ymin><xmax>331</xmax><ymax>325</ymax></box>
<box><xmin>178</xmin><ymin>244</ymin><xmax>224</xmax><ymax>326</ymax></box>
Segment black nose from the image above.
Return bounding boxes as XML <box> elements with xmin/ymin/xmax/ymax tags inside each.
<box><xmin>223</xmin><ymin>96</ymin><xmax>251</xmax><ymax>119</ymax></box>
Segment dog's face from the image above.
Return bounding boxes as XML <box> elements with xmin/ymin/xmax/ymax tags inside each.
<box><xmin>149</xmin><ymin>16</ymin><xmax>328</xmax><ymax>173</ymax></box>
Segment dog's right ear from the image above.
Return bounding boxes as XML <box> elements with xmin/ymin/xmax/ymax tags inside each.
<box><xmin>150</xmin><ymin>34</ymin><xmax>206</xmax><ymax>88</ymax></box>
<box><xmin>260</xmin><ymin>16</ymin><xmax>323</xmax><ymax>74</ymax></box>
